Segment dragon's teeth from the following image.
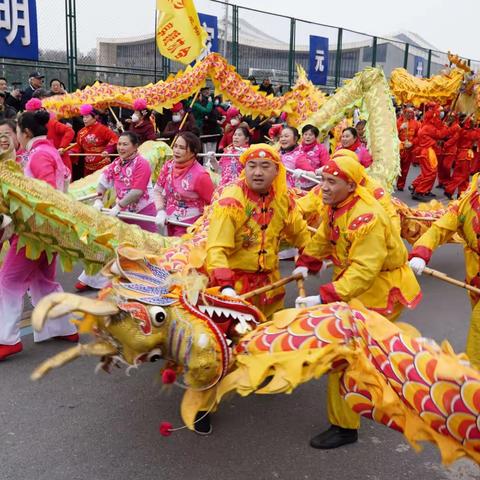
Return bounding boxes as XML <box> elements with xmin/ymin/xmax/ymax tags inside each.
<box><xmin>199</xmin><ymin>306</ymin><xmax>207</xmax><ymax>313</ymax></box>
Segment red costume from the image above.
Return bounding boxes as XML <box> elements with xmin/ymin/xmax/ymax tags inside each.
<box><xmin>73</xmin><ymin>122</ymin><xmax>118</xmax><ymax>176</ymax></box>
<box><xmin>396</xmin><ymin>111</ymin><xmax>419</xmax><ymax>190</ymax></box>
<box><xmin>411</xmin><ymin>106</ymin><xmax>448</xmax><ymax>196</ymax></box>
<box><xmin>437</xmin><ymin>119</ymin><xmax>461</xmax><ymax>186</ymax></box>
<box><xmin>47</xmin><ymin>119</ymin><xmax>75</xmax><ymax>172</ymax></box>
<box><xmin>444</xmin><ymin>121</ymin><xmax>480</xmax><ymax>198</ymax></box>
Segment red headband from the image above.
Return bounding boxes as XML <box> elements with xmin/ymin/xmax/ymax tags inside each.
<box><xmin>242</xmin><ymin>148</ymin><xmax>279</xmax><ymax>164</ymax></box>
<box><xmin>322</xmin><ymin>160</ymin><xmax>350</xmax><ymax>182</ymax></box>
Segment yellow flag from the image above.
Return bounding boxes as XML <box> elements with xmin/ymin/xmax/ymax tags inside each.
<box><xmin>156</xmin><ymin>0</ymin><xmax>207</xmax><ymax>64</ymax></box>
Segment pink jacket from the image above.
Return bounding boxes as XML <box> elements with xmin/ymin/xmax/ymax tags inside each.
<box><xmin>24</xmin><ymin>137</ymin><xmax>70</xmax><ymax>191</ymax></box>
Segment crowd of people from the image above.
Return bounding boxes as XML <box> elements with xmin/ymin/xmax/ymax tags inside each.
<box><xmin>1</xmin><ymin>69</ymin><xmax>480</xmax><ymax>449</ymax></box>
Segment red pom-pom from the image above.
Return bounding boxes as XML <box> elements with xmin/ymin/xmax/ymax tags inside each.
<box><xmin>25</xmin><ymin>98</ymin><xmax>43</xmax><ymax>111</ymax></box>
<box><xmin>133</xmin><ymin>98</ymin><xmax>147</xmax><ymax>111</ymax></box>
<box><xmin>162</xmin><ymin>368</ymin><xmax>177</xmax><ymax>384</ymax></box>
<box><xmin>159</xmin><ymin>421</ymin><xmax>173</xmax><ymax>437</ymax></box>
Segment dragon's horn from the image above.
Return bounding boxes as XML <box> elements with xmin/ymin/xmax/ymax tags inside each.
<box><xmin>31</xmin><ymin>342</ymin><xmax>118</xmax><ymax>380</ymax></box>
<box><xmin>32</xmin><ymin>293</ymin><xmax>119</xmax><ymax>331</ymax></box>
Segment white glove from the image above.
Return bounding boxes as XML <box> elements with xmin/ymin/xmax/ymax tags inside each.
<box><xmin>107</xmin><ymin>204</ymin><xmax>121</xmax><ymax>216</ymax></box>
<box><xmin>155</xmin><ymin>210</ymin><xmax>167</xmax><ymax>227</ymax></box>
<box><xmin>293</xmin><ymin>168</ymin><xmax>305</xmax><ymax>179</ymax></box>
<box><xmin>409</xmin><ymin>257</ymin><xmax>426</xmax><ymax>276</ymax></box>
<box><xmin>295</xmin><ymin>295</ymin><xmax>322</xmax><ymax>308</ymax></box>
<box><xmin>93</xmin><ymin>198</ymin><xmax>104</xmax><ymax>211</ymax></box>
<box><xmin>221</xmin><ymin>287</ymin><xmax>238</xmax><ymax>298</ymax></box>
<box><xmin>292</xmin><ymin>266</ymin><xmax>309</xmax><ymax>279</ymax></box>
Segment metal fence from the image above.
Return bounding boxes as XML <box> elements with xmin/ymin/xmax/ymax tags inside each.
<box><xmin>1</xmin><ymin>0</ymin><xmax>477</xmax><ymax>94</ymax></box>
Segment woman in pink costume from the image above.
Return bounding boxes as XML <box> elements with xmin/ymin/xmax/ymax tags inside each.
<box><xmin>279</xmin><ymin>126</ymin><xmax>303</xmax><ymax>188</ymax></box>
<box><xmin>293</xmin><ymin>124</ymin><xmax>330</xmax><ymax>190</ymax></box>
<box><xmin>335</xmin><ymin>126</ymin><xmax>373</xmax><ymax>168</ymax></box>
<box><xmin>75</xmin><ymin>131</ymin><xmax>157</xmax><ymax>292</ymax></box>
<box><xmin>154</xmin><ymin>132</ymin><xmax>214</xmax><ymax>236</ymax></box>
<box><xmin>0</xmin><ymin>110</ymin><xmax>78</xmax><ymax>360</ymax></box>
<box><xmin>209</xmin><ymin>125</ymin><xmax>250</xmax><ymax>187</ymax></box>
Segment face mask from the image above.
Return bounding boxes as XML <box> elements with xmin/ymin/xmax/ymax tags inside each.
<box><xmin>172</xmin><ymin>113</ymin><xmax>181</xmax><ymax>123</ymax></box>
<box><xmin>131</xmin><ymin>113</ymin><xmax>140</xmax><ymax>122</ymax></box>
<box><xmin>230</xmin><ymin>118</ymin><xmax>240</xmax><ymax>126</ymax></box>
<box><xmin>439</xmin><ymin>111</ymin><xmax>445</xmax><ymax>119</ymax></box>
<box><xmin>214</xmin><ymin>100</ymin><xmax>219</xmax><ymax>106</ymax></box>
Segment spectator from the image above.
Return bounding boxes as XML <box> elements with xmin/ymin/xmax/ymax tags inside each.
<box><xmin>0</xmin><ymin>92</ymin><xmax>17</xmax><ymax>120</ymax></box>
<box><xmin>129</xmin><ymin>98</ymin><xmax>157</xmax><ymax>144</ymax></box>
<box><xmin>191</xmin><ymin>87</ymin><xmax>213</xmax><ymax>131</ymax></box>
<box><xmin>259</xmin><ymin>78</ymin><xmax>275</xmax><ymax>96</ymax></box>
<box><xmin>0</xmin><ymin>77</ymin><xmax>21</xmax><ymax>112</ymax></box>
<box><xmin>49</xmin><ymin>79</ymin><xmax>67</xmax><ymax>96</ymax></box>
<box><xmin>162</xmin><ymin>102</ymin><xmax>198</xmax><ymax>140</ymax></box>
<box><xmin>20</xmin><ymin>71</ymin><xmax>44</xmax><ymax>110</ymax></box>
<box><xmin>247</xmin><ymin>75</ymin><xmax>257</xmax><ymax>86</ymax></box>
<box><xmin>218</xmin><ymin>107</ymin><xmax>242</xmax><ymax>151</ymax></box>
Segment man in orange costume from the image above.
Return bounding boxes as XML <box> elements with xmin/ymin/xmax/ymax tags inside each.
<box><xmin>410</xmin><ymin>103</ymin><xmax>448</xmax><ymax>202</ymax></box>
<box><xmin>444</xmin><ymin>116</ymin><xmax>480</xmax><ymax>199</ymax></box>
<box><xmin>396</xmin><ymin>106</ymin><xmax>419</xmax><ymax>191</ymax></box>
<box><xmin>437</xmin><ymin>113</ymin><xmax>461</xmax><ymax>188</ymax></box>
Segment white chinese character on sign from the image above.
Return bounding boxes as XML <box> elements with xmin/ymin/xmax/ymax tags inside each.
<box><xmin>315</xmin><ymin>49</ymin><xmax>325</xmax><ymax>72</ymax></box>
<box><xmin>0</xmin><ymin>0</ymin><xmax>31</xmax><ymax>46</ymax></box>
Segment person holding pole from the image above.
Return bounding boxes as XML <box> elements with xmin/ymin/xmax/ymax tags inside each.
<box><xmin>293</xmin><ymin>152</ymin><xmax>421</xmax><ymax>450</ymax></box>
<box><xmin>409</xmin><ymin>173</ymin><xmax>480</xmax><ymax>368</ymax></box>
<box><xmin>72</xmin><ymin>104</ymin><xmax>118</xmax><ymax>176</ymax></box>
<box><xmin>153</xmin><ymin>132</ymin><xmax>214</xmax><ymax>236</ymax></box>
<box><xmin>206</xmin><ymin>143</ymin><xmax>311</xmax><ymax>319</ymax></box>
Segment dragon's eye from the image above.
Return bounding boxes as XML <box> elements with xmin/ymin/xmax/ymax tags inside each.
<box><xmin>149</xmin><ymin>306</ymin><xmax>167</xmax><ymax>327</ymax></box>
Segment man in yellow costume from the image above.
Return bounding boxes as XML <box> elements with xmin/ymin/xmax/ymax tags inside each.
<box><xmin>409</xmin><ymin>175</ymin><xmax>480</xmax><ymax>368</ymax></box>
<box><xmin>293</xmin><ymin>153</ymin><xmax>422</xmax><ymax>449</ymax></box>
<box><xmin>206</xmin><ymin>143</ymin><xmax>311</xmax><ymax>318</ymax></box>
<box><xmin>298</xmin><ymin>149</ymin><xmax>400</xmax><ymax>233</ymax></box>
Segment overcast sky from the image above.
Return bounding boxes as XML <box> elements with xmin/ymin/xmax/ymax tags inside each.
<box><xmin>39</xmin><ymin>0</ymin><xmax>479</xmax><ymax>60</ymax></box>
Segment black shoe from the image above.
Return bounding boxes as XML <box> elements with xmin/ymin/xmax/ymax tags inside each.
<box><xmin>193</xmin><ymin>411</ymin><xmax>212</xmax><ymax>435</ymax></box>
<box><xmin>310</xmin><ymin>425</ymin><xmax>358</xmax><ymax>449</ymax></box>
<box><xmin>436</xmin><ymin>184</ymin><xmax>445</xmax><ymax>189</ymax></box>
<box><xmin>397</xmin><ymin>187</ymin><xmax>404</xmax><ymax>192</ymax></box>
<box><xmin>408</xmin><ymin>185</ymin><xmax>415</xmax><ymax>192</ymax></box>
<box><xmin>425</xmin><ymin>191</ymin><xmax>436</xmax><ymax>197</ymax></box>
<box><xmin>444</xmin><ymin>192</ymin><xmax>453</xmax><ymax>200</ymax></box>
<box><xmin>411</xmin><ymin>193</ymin><xmax>429</xmax><ymax>202</ymax></box>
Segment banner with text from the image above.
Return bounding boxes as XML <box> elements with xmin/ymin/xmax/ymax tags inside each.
<box><xmin>309</xmin><ymin>35</ymin><xmax>329</xmax><ymax>85</ymax></box>
<box><xmin>0</xmin><ymin>0</ymin><xmax>38</xmax><ymax>61</ymax></box>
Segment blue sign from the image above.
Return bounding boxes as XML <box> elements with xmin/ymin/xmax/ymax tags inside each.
<box><xmin>309</xmin><ymin>35</ymin><xmax>329</xmax><ymax>85</ymax></box>
<box><xmin>0</xmin><ymin>0</ymin><xmax>38</xmax><ymax>61</ymax></box>
<box><xmin>198</xmin><ymin>13</ymin><xmax>218</xmax><ymax>58</ymax></box>
<box><xmin>414</xmin><ymin>56</ymin><xmax>425</xmax><ymax>78</ymax></box>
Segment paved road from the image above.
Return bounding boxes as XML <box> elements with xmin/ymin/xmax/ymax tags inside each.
<box><xmin>2</xmin><ymin>166</ymin><xmax>480</xmax><ymax>480</ymax></box>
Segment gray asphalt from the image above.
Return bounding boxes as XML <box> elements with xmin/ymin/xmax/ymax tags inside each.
<box><xmin>2</xmin><ymin>165</ymin><xmax>480</xmax><ymax>480</ymax></box>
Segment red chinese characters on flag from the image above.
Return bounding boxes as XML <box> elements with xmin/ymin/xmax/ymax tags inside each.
<box><xmin>156</xmin><ymin>0</ymin><xmax>206</xmax><ymax>64</ymax></box>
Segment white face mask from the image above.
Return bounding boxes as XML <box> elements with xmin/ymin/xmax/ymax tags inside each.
<box><xmin>230</xmin><ymin>118</ymin><xmax>240</xmax><ymax>126</ymax></box>
<box><xmin>172</xmin><ymin>113</ymin><xmax>182</xmax><ymax>123</ymax></box>
<box><xmin>131</xmin><ymin>113</ymin><xmax>140</xmax><ymax>123</ymax></box>
<box><xmin>439</xmin><ymin>111</ymin><xmax>445</xmax><ymax>119</ymax></box>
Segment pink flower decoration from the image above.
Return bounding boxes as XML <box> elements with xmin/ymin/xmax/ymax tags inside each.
<box><xmin>79</xmin><ymin>104</ymin><xmax>94</xmax><ymax>116</ymax></box>
<box><xmin>133</xmin><ymin>98</ymin><xmax>147</xmax><ymax>111</ymax></box>
<box><xmin>25</xmin><ymin>98</ymin><xmax>43</xmax><ymax>111</ymax></box>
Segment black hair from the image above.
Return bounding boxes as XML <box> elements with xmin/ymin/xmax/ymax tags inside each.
<box><xmin>50</xmin><ymin>78</ymin><xmax>62</xmax><ymax>87</ymax></box>
<box><xmin>355</xmin><ymin>120</ymin><xmax>367</xmax><ymax>128</ymax></box>
<box><xmin>234</xmin><ymin>126</ymin><xmax>251</xmax><ymax>141</ymax></box>
<box><xmin>301</xmin><ymin>124</ymin><xmax>319</xmax><ymax>137</ymax></box>
<box><xmin>176</xmin><ymin>131</ymin><xmax>202</xmax><ymax>155</ymax></box>
<box><xmin>32</xmin><ymin>88</ymin><xmax>49</xmax><ymax>99</ymax></box>
<box><xmin>342</xmin><ymin>127</ymin><xmax>358</xmax><ymax>138</ymax></box>
<box><xmin>0</xmin><ymin>119</ymin><xmax>17</xmax><ymax>132</ymax></box>
<box><xmin>282</xmin><ymin>126</ymin><xmax>299</xmax><ymax>141</ymax></box>
<box><xmin>18</xmin><ymin>110</ymin><xmax>50</xmax><ymax>137</ymax></box>
<box><xmin>0</xmin><ymin>77</ymin><xmax>7</xmax><ymax>83</ymax></box>
<box><xmin>119</xmin><ymin>131</ymin><xmax>140</xmax><ymax>146</ymax></box>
